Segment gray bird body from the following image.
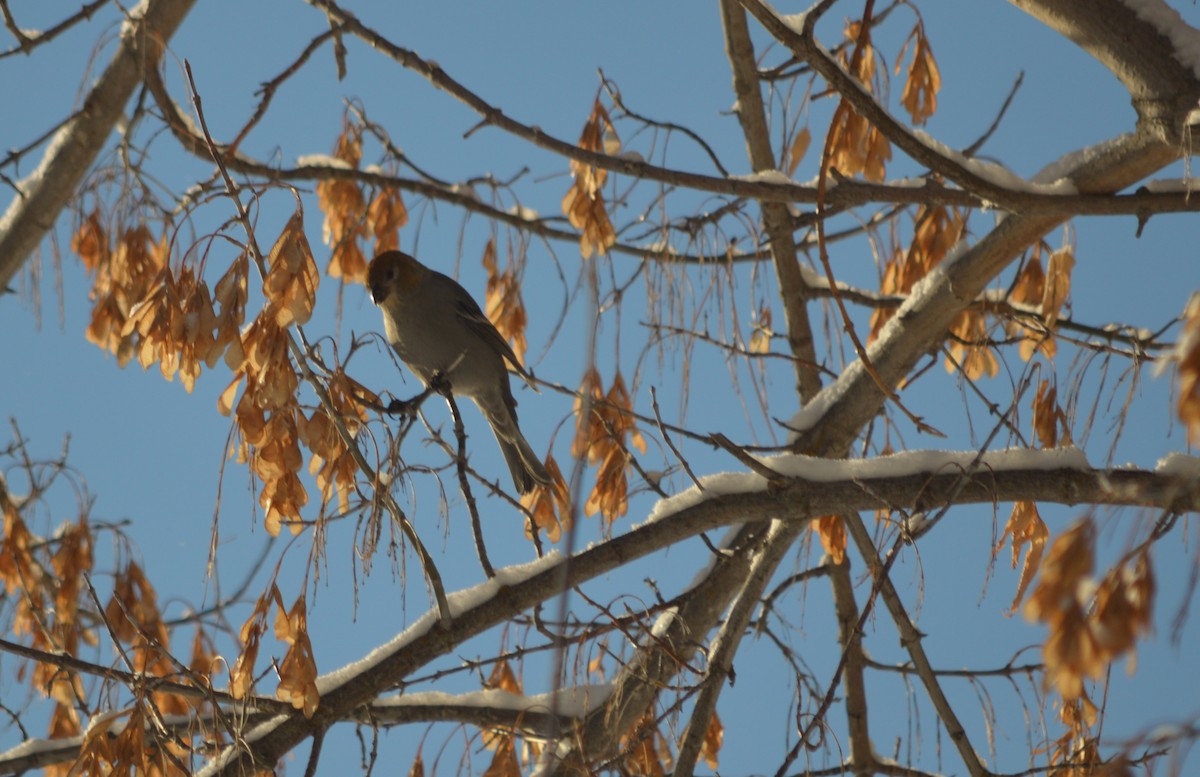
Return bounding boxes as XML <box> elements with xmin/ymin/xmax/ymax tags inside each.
<box><xmin>368</xmin><ymin>251</ymin><xmax>551</xmax><ymax>494</ymax></box>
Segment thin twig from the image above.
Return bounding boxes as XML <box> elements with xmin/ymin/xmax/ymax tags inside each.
<box><xmin>440</xmin><ymin>387</ymin><xmax>494</xmax><ymax>578</ymax></box>
<box><xmin>182</xmin><ymin>60</ymin><xmax>452</xmax><ymax>622</ymax></box>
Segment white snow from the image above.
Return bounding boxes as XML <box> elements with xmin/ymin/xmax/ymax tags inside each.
<box><xmin>196</xmin><ymin>714</ymin><xmax>289</xmax><ymax>777</ymax></box>
<box><xmin>1032</xmin><ymin>134</ymin><xmax>1135</xmax><ymax>185</ymax></box>
<box><xmin>374</xmin><ymin>682</ymin><xmax>614</xmax><ymax>721</ymax></box>
<box><xmin>0</xmin><ymin>120</ymin><xmax>73</xmax><ymax>236</ymax></box>
<box><xmin>781</xmin><ymin>12</ymin><xmax>809</xmax><ymax>35</ymax></box>
<box><xmin>1143</xmin><ymin>178</ymin><xmax>1199</xmax><ymax>193</ymax></box>
<box><xmin>1121</xmin><ymin>0</ymin><xmax>1200</xmax><ymax>80</ymax></box>
<box><xmin>449</xmin><ymin>182</ymin><xmax>479</xmax><ymax>200</ymax></box>
<box><xmin>914</xmin><ymin>130</ymin><xmax>1078</xmax><ymax>195</ymax></box>
<box><xmin>883</xmin><ymin>176</ymin><xmax>930</xmax><ymax>189</ymax></box>
<box><xmin>730</xmin><ymin>169</ymin><xmax>794</xmax><ymax>185</ymax></box>
<box><xmin>1155</xmin><ymin>452</ymin><xmax>1200</xmax><ymax>477</ymax></box>
<box><xmin>0</xmin><ymin>733</ymin><xmax>82</xmax><ymax>760</ymax></box>
<box><xmin>645</xmin><ymin>446</ymin><xmax>1093</xmax><ymax>524</ymax></box>
<box><xmin>508</xmin><ymin>204</ymin><xmax>540</xmax><ymax>220</ymax></box>
<box><xmin>784</xmin><ymin>360</ymin><xmax>864</xmax><ymax>435</ymax></box>
<box><xmin>295</xmin><ymin>154</ymin><xmax>352</xmax><ymax>169</ymax></box>
<box><xmin>118</xmin><ymin>0</ymin><xmax>151</xmax><ymax>36</ymax></box>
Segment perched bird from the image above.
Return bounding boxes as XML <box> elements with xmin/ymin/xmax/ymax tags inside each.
<box><xmin>367</xmin><ymin>250</ymin><xmax>552</xmax><ymax>494</ymax></box>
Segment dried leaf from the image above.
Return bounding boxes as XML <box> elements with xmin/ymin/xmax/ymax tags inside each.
<box><xmin>945</xmin><ymin>310</ymin><xmax>998</xmax><ymax>380</ymax></box>
<box><xmin>265</xmin><ymin>211</ymin><xmax>321</xmax><ymax>327</ymax></box>
<box><xmin>812</xmin><ymin>515</ymin><xmax>846</xmax><ymax>564</ymax></box>
<box><xmin>1042</xmin><ymin>244</ymin><xmax>1075</xmax><ymax>328</ymax></box>
<box><xmin>562</xmin><ymin>99</ymin><xmax>617</xmax><ymax>257</ymax></box>
<box><xmin>1177</xmin><ymin>292</ymin><xmax>1200</xmax><ymax>443</ymax></box>
<box><xmin>1032</xmin><ymin>379</ymin><xmax>1072</xmax><ymax>448</ymax></box>
<box><xmin>748</xmin><ymin>305</ymin><xmax>773</xmax><ymax>354</ymax></box>
<box><xmin>368</xmin><ymin>186</ymin><xmax>407</xmax><ymax>256</ymax></box>
<box><xmin>521</xmin><ymin>456</ymin><xmax>571</xmax><ymax>542</ymax></box>
<box><xmin>994</xmin><ymin>501</ymin><xmax>1048</xmax><ymax>613</ymax></box>
<box><xmin>871</xmin><ymin>206</ymin><xmax>965</xmax><ymax>341</ymax></box>
<box><xmin>482</xmin><ymin>238</ymin><xmax>530</xmax><ymax>365</ymax></box>
<box><xmin>487</xmin><ymin>659</ymin><xmax>523</xmax><ymax>696</ymax></box>
<box><xmin>407</xmin><ymin>751</ymin><xmax>426</xmax><ymax>777</ymax></box>
<box><xmin>786</xmin><ymin>127</ymin><xmax>811</xmax><ymax>177</ymax></box>
<box><xmin>701</xmin><ymin>712</ymin><xmax>724</xmax><ymax>769</ymax></box>
<box><xmin>898</xmin><ymin>25</ymin><xmax>941</xmax><ymax>125</ymax></box>
<box><xmin>275</xmin><ymin>593</ymin><xmax>320</xmax><ymax>718</ymax></box>
<box><xmin>481</xmin><ymin>735</ymin><xmax>521</xmax><ymax>777</ymax></box>
<box><xmin>72</xmin><ymin>209</ymin><xmax>109</xmax><ymax>272</ymax></box>
<box><xmin>316</xmin><ymin>121</ymin><xmax>370</xmax><ymax>283</ymax></box>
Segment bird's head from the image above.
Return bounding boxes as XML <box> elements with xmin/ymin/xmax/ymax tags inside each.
<box><xmin>367</xmin><ymin>250</ymin><xmax>423</xmax><ymax>306</ymax></box>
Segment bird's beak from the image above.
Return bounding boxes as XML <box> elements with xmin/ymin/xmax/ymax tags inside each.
<box><xmin>369</xmin><ymin>284</ymin><xmax>386</xmax><ymax>305</ymax></box>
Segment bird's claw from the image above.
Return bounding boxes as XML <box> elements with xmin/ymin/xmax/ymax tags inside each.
<box><xmin>386</xmin><ymin>397</ymin><xmax>418</xmax><ymax>416</ymax></box>
<box><xmin>428</xmin><ymin>371</ymin><xmax>452</xmax><ymax>396</ymax></box>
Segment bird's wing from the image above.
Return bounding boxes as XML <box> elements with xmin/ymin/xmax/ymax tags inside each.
<box><xmin>453</xmin><ymin>291</ymin><xmax>537</xmax><ymax>387</ymax></box>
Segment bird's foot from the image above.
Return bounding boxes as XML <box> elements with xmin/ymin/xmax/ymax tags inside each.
<box><xmin>385</xmin><ymin>397</ymin><xmax>419</xmax><ymax>416</ymax></box>
<box><xmin>428</xmin><ymin>371</ymin><xmax>453</xmax><ymax>397</ymax></box>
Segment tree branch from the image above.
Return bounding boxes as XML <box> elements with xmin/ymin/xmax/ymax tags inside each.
<box><xmin>0</xmin><ymin>0</ymin><xmax>197</xmax><ymax>291</ymax></box>
<box><xmin>198</xmin><ymin>453</ymin><xmax>1200</xmax><ymax>775</ymax></box>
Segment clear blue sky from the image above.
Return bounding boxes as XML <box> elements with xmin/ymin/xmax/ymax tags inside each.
<box><xmin>3</xmin><ymin>1</ymin><xmax>1199</xmax><ymax>774</ymax></box>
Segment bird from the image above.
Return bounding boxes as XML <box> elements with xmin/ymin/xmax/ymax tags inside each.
<box><xmin>366</xmin><ymin>250</ymin><xmax>552</xmax><ymax>494</ymax></box>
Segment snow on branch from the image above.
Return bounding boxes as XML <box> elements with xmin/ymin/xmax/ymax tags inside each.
<box><xmin>198</xmin><ymin>448</ymin><xmax>1199</xmax><ymax>775</ymax></box>
<box><xmin>0</xmin><ymin>0</ymin><xmax>197</xmax><ymax>291</ymax></box>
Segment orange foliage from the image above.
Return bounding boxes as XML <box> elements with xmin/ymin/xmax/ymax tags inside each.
<box><xmin>898</xmin><ymin>23</ymin><xmax>941</xmax><ymax>125</ymax></box>
<box><xmin>1025</xmin><ymin>519</ymin><xmax>1155</xmax><ymax>702</ymax></box>
<box><xmin>829</xmin><ymin>21</ymin><xmax>890</xmax><ymax>182</ymax></box>
<box><xmin>521</xmin><ymin>455</ymin><xmax>571</xmax><ymax>542</ymax></box>
<box><xmin>573</xmin><ymin>370</ymin><xmax>646</xmax><ymax>523</ymax></box>
<box><xmin>316</xmin><ymin>122</ymin><xmax>369</xmax><ymax>283</ymax></box>
<box><xmin>1032</xmin><ymin>379</ymin><xmax>1072</xmax><ymax>448</ymax></box>
<box><xmin>994</xmin><ymin>500</ymin><xmax>1048</xmax><ymax>614</ymax></box>
<box><xmin>562</xmin><ymin>99</ymin><xmax>618</xmax><ymax>258</ymax></box>
<box><xmin>945</xmin><ymin>309</ymin><xmax>999</xmax><ymax>380</ymax></box>
<box><xmin>621</xmin><ymin>709</ymin><xmax>673</xmax><ymax>777</ymax></box>
<box><xmin>1176</xmin><ymin>292</ymin><xmax>1200</xmax><ymax>443</ymax></box>
<box><xmin>812</xmin><ymin>515</ymin><xmax>846</xmax><ymax>564</ymax></box>
<box><xmin>870</xmin><ymin>205</ymin><xmax>966</xmax><ymax>342</ymax></box>
<box><xmin>275</xmin><ymin>592</ymin><xmax>320</xmax><ymax>718</ymax></box>
<box><xmin>230</xmin><ymin>586</ymin><xmax>274</xmax><ymax>700</ymax></box>
<box><xmin>368</xmin><ymin>185</ymin><xmax>408</xmax><ymax>255</ymax></box>
<box><xmin>482</xmin><ymin>238</ymin><xmax>530</xmax><ymax>365</ymax></box>
<box><xmin>748</xmin><ymin>305</ymin><xmax>773</xmax><ymax>354</ymax></box>
<box><xmin>304</xmin><ymin>368</ymin><xmax>377</xmax><ymax>513</ymax></box>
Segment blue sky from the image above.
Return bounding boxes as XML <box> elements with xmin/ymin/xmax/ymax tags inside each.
<box><xmin>3</xmin><ymin>1</ymin><xmax>1200</xmax><ymax>774</ymax></box>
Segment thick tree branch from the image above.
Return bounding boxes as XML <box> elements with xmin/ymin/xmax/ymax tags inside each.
<box><xmin>1011</xmin><ymin>0</ymin><xmax>1200</xmax><ymax>127</ymax></box>
<box><xmin>0</xmin><ymin>0</ymin><xmax>196</xmax><ymax>292</ymax></box>
<box><xmin>721</xmin><ymin>0</ymin><xmax>822</xmax><ymax>402</ymax></box>
<box><xmin>199</xmin><ymin>453</ymin><xmax>1200</xmax><ymax>775</ymax></box>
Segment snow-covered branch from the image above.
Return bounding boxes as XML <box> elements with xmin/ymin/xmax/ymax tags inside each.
<box><xmin>200</xmin><ymin>449</ymin><xmax>1200</xmax><ymax>775</ymax></box>
<box><xmin>0</xmin><ymin>0</ymin><xmax>196</xmax><ymax>291</ymax></box>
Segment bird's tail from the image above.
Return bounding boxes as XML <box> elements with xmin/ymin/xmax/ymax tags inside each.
<box><xmin>481</xmin><ymin>402</ymin><xmax>552</xmax><ymax>495</ymax></box>
<box><xmin>497</xmin><ymin>433</ymin><xmax>552</xmax><ymax>495</ymax></box>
